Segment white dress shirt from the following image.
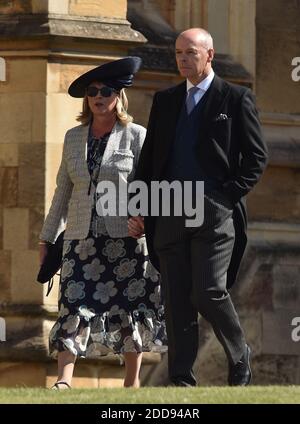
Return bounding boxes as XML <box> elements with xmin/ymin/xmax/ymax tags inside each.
<box><xmin>186</xmin><ymin>70</ymin><xmax>215</xmax><ymax>106</ymax></box>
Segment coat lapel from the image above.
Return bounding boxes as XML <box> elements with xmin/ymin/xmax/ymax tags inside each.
<box><xmin>157</xmin><ymin>76</ymin><xmax>232</xmax><ymax>178</ymax></box>
<box><xmin>81</xmin><ymin>125</ymin><xmax>89</xmax><ymax>160</ymax></box>
<box><xmin>157</xmin><ymin>81</ymin><xmax>186</xmax><ymax>177</ymax></box>
<box><xmin>100</xmin><ymin>121</ymin><xmax>124</xmax><ymax>165</ymax></box>
<box><xmin>77</xmin><ymin>121</ymin><xmax>124</xmax><ymax>181</ymax></box>
<box><xmin>77</xmin><ymin>125</ymin><xmax>90</xmax><ymax>178</ymax></box>
<box><xmin>199</xmin><ymin>74</ymin><xmax>232</xmax><ymax>134</ymax></box>
<box><xmin>167</xmin><ymin>81</ymin><xmax>187</xmax><ymax>123</ymax></box>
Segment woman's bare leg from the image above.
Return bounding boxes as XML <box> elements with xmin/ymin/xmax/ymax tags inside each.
<box><xmin>55</xmin><ymin>350</ymin><xmax>76</xmax><ymax>388</ymax></box>
<box><xmin>123</xmin><ymin>352</ymin><xmax>143</xmax><ymax>388</ymax></box>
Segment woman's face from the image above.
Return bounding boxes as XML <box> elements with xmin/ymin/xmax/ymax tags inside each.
<box><xmin>86</xmin><ymin>81</ymin><xmax>118</xmax><ymax>117</ymax></box>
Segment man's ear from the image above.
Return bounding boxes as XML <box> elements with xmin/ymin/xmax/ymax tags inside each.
<box><xmin>207</xmin><ymin>48</ymin><xmax>215</xmax><ymax>63</ymax></box>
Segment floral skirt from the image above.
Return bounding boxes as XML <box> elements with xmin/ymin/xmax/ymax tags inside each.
<box><xmin>49</xmin><ymin>232</ymin><xmax>167</xmax><ymax>358</ymax></box>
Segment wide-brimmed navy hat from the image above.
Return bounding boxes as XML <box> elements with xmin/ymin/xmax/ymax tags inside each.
<box><xmin>68</xmin><ymin>56</ymin><xmax>142</xmax><ymax>98</ymax></box>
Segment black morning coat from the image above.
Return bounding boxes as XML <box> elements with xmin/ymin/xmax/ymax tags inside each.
<box><xmin>134</xmin><ymin>74</ymin><xmax>268</xmax><ymax>288</ymax></box>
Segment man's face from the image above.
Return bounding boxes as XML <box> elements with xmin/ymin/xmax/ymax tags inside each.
<box><xmin>175</xmin><ymin>35</ymin><xmax>213</xmax><ymax>82</ymax></box>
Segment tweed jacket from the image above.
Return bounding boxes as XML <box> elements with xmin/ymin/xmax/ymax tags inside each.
<box><xmin>40</xmin><ymin>121</ymin><xmax>146</xmax><ymax>243</ymax></box>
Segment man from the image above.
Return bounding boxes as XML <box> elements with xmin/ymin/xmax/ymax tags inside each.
<box><xmin>128</xmin><ymin>28</ymin><xmax>268</xmax><ymax>386</ymax></box>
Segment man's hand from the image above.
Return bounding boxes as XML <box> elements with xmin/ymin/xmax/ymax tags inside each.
<box><xmin>128</xmin><ymin>216</ymin><xmax>145</xmax><ymax>239</ymax></box>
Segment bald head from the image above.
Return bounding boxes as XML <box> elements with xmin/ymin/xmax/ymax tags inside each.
<box><xmin>177</xmin><ymin>28</ymin><xmax>214</xmax><ymax>50</ymax></box>
<box><xmin>175</xmin><ymin>28</ymin><xmax>214</xmax><ymax>85</ymax></box>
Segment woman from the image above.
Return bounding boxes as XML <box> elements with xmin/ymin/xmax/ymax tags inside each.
<box><xmin>39</xmin><ymin>57</ymin><xmax>167</xmax><ymax>389</ymax></box>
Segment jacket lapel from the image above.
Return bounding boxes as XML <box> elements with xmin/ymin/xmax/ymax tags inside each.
<box><xmin>100</xmin><ymin>121</ymin><xmax>124</xmax><ymax>166</ymax></box>
<box><xmin>199</xmin><ymin>74</ymin><xmax>231</xmax><ymax>134</ymax></box>
<box><xmin>81</xmin><ymin>125</ymin><xmax>89</xmax><ymax>160</ymax></box>
<box><xmin>77</xmin><ymin>125</ymin><xmax>90</xmax><ymax>178</ymax></box>
<box><xmin>77</xmin><ymin>121</ymin><xmax>124</xmax><ymax>182</ymax></box>
<box><xmin>157</xmin><ymin>76</ymin><xmax>232</xmax><ymax>178</ymax></box>
<box><xmin>167</xmin><ymin>81</ymin><xmax>187</xmax><ymax>123</ymax></box>
<box><xmin>157</xmin><ymin>81</ymin><xmax>186</xmax><ymax>177</ymax></box>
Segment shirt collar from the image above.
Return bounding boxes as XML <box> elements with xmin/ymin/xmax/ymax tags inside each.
<box><xmin>186</xmin><ymin>70</ymin><xmax>215</xmax><ymax>92</ymax></box>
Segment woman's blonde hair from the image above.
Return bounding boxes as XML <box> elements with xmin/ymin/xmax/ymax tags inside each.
<box><xmin>76</xmin><ymin>88</ymin><xmax>133</xmax><ymax>126</ymax></box>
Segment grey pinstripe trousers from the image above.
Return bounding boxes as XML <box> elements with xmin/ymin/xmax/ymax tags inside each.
<box><xmin>153</xmin><ymin>191</ymin><xmax>247</xmax><ymax>386</ymax></box>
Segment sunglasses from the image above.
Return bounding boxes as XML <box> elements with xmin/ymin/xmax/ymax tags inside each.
<box><xmin>86</xmin><ymin>86</ymin><xmax>118</xmax><ymax>98</ymax></box>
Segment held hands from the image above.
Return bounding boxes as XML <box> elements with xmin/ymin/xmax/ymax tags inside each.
<box><xmin>128</xmin><ymin>216</ymin><xmax>145</xmax><ymax>239</ymax></box>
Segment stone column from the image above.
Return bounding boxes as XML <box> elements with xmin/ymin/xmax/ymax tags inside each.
<box><xmin>207</xmin><ymin>0</ymin><xmax>256</xmax><ymax>76</ymax></box>
<box><xmin>172</xmin><ymin>0</ymin><xmax>207</xmax><ymax>32</ymax></box>
<box><xmin>228</xmin><ymin>0</ymin><xmax>256</xmax><ymax>76</ymax></box>
<box><xmin>0</xmin><ymin>0</ymin><xmax>149</xmax><ymax>388</ymax></box>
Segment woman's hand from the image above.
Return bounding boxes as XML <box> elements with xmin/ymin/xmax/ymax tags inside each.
<box><xmin>128</xmin><ymin>216</ymin><xmax>145</xmax><ymax>239</ymax></box>
<box><xmin>39</xmin><ymin>243</ymin><xmax>48</xmax><ymax>266</ymax></box>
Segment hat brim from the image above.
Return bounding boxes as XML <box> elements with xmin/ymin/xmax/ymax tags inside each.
<box><xmin>68</xmin><ymin>56</ymin><xmax>142</xmax><ymax>98</ymax></box>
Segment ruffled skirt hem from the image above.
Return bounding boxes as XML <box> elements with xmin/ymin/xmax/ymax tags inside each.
<box><xmin>49</xmin><ymin>306</ymin><xmax>168</xmax><ymax>359</ymax></box>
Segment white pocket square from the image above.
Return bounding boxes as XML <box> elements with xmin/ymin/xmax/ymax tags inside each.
<box><xmin>215</xmin><ymin>113</ymin><xmax>229</xmax><ymax>121</ymax></box>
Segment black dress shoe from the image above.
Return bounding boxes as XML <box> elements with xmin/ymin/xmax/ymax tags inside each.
<box><xmin>228</xmin><ymin>345</ymin><xmax>252</xmax><ymax>386</ymax></box>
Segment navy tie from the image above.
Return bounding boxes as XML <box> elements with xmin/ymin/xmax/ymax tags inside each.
<box><xmin>186</xmin><ymin>86</ymin><xmax>200</xmax><ymax>115</ymax></box>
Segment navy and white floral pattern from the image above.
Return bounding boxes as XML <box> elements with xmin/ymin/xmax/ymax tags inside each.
<box><xmin>64</xmin><ymin>280</ymin><xmax>86</xmax><ymax>304</ymax></box>
<box><xmin>82</xmin><ymin>258</ymin><xmax>105</xmax><ymax>281</ymax></box>
<box><xmin>49</xmin><ymin>234</ymin><xmax>167</xmax><ymax>358</ymax></box>
<box><xmin>74</xmin><ymin>238</ymin><xmax>97</xmax><ymax>261</ymax></box>
<box><xmin>102</xmin><ymin>239</ymin><xmax>126</xmax><ymax>263</ymax></box>
<box><xmin>113</xmin><ymin>258</ymin><xmax>137</xmax><ymax>281</ymax></box>
<box><xmin>92</xmin><ymin>280</ymin><xmax>118</xmax><ymax>304</ymax></box>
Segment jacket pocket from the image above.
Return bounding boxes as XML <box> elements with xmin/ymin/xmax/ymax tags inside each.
<box><xmin>113</xmin><ymin>149</ymin><xmax>134</xmax><ymax>172</ymax></box>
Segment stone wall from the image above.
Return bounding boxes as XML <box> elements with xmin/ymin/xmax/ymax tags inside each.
<box><xmin>0</xmin><ymin>0</ymin><xmax>127</xmax><ymax>17</ymax></box>
<box><xmin>0</xmin><ymin>55</ymin><xmax>46</xmax><ymax>306</ymax></box>
<box><xmin>0</xmin><ymin>0</ymin><xmax>154</xmax><ymax>388</ymax></box>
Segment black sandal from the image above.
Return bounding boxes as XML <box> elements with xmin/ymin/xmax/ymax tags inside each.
<box><xmin>51</xmin><ymin>381</ymin><xmax>71</xmax><ymax>390</ymax></box>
